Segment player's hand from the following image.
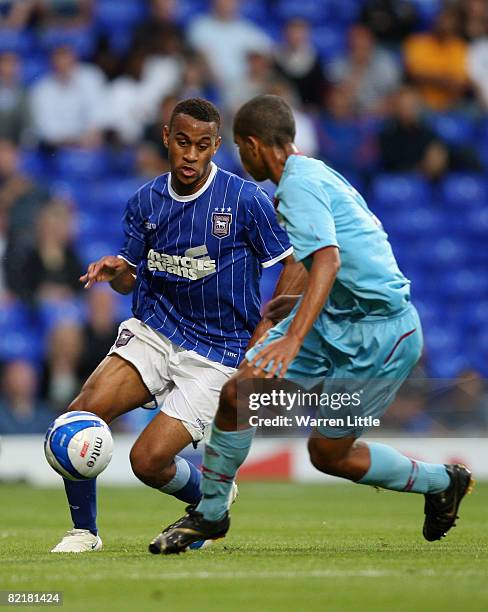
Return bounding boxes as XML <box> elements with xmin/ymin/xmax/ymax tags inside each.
<box><xmin>80</xmin><ymin>256</ymin><xmax>128</xmax><ymax>289</ymax></box>
<box><xmin>249</xmin><ymin>333</ymin><xmax>302</xmax><ymax>379</ymax></box>
<box><xmin>263</xmin><ymin>295</ymin><xmax>301</xmax><ymax>323</ymax></box>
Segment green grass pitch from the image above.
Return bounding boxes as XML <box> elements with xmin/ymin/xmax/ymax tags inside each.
<box><xmin>1</xmin><ymin>482</ymin><xmax>487</xmax><ymax>611</ymax></box>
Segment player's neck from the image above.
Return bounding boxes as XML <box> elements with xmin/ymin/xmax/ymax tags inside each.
<box><xmin>170</xmin><ymin>164</ymin><xmax>213</xmax><ymax>197</ymax></box>
<box><xmin>267</xmin><ymin>143</ymin><xmax>300</xmax><ymax>184</ymax></box>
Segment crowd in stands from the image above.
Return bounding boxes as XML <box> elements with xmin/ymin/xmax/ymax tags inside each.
<box><xmin>0</xmin><ymin>0</ymin><xmax>487</xmax><ymax>434</ymax></box>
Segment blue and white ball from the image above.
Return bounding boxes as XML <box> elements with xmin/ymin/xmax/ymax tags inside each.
<box><xmin>44</xmin><ymin>411</ymin><xmax>113</xmax><ymax>481</ymax></box>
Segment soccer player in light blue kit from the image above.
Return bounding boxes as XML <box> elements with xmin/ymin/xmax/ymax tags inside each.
<box><xmin>152</xmin><ymin>95</ymin><xmax>473</xmax><ymax>554</ymax></box>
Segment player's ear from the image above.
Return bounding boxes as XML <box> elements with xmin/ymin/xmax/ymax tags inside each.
<box><xmin>162</xmin><ymin>125</ymin><xmax>170</xmax><ymax>148</ymax></box>
<box><xmin>213</xmin><ymin>135</ymin><xmax>222</xmax><ymax>155</ymax></box>
<box><xmin>247</xmin><ymin>136</ymin><xmax>260</xmax><ymax>157</ymax></box>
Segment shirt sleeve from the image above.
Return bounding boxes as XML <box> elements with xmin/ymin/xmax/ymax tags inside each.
<box><xmin>118</xmin><ymin>191</ymin><xmax>147</xmax><ymax>266</ymax></box>
<box><xmin>245</xmin><ymin>187</ymin><xmax>293</xmax><ymax>267</ymax></box>
<box><xmin>277</xmin><ymin>178</ymin><xmax>338</xmax><ymax>263</ymax></box>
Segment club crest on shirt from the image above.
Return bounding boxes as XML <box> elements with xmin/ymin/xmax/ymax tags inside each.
<box><xmin>211</xmin><ymin>212</ymin><xmax>232</xmax><ymax>238</ymax></box>
<box><xmin>115</xmin><ymin>328</ymin><xmax>135</xmax><ymax>347</ymax></box>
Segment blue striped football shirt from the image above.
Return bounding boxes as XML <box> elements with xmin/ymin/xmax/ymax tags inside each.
<box><xmin>118</xmin><ymin>163</ymin><xmax>293</xmax><ymax>367</ymax></box>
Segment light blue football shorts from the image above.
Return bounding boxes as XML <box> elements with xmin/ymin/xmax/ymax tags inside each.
<box><xmin>245</xmin><ymin>304</ymin><xmax>423</xmax><ymax>439</ymax></box>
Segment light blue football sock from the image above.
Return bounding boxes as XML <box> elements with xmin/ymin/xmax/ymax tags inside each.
<box><xmin>159</xmin><ymin>455</ymin><xmax>202</xmax><ymax>505</ymax></box>
<box><xmin>63</xmin><ymin>478</ymin><xmax>98</xmax><ymax>535</ymax></box>
<box><xmin>197</xmin><ymin>424</ymin><xmax>255</xmax><ymax>521</ymax></box>
<box><xmin>358</xmin><ymin>442</ymin><xmax>450</xmax><ymax>494</ymax></box>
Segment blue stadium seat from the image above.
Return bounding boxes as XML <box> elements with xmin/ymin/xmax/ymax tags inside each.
<box><xmin>22</xmin><ymin>56</ymin><xmax>49</xmax><ymax>85</ymax></box>
<box><xmin>0</xmin><ymin>300</ymin><xmax>42</xmax><ymax>362</ymax></box>
<box><xmin>19</xmin><ymin>150</ymin><xmax>46</xmax><ymax>179</ymax></box>
<box><xmin>465</xmin><ymin>208</ymin><xmax>488</xmax><ymax>239</ymax></box>
<box><xmin>55</xmin><ymin>149</ymin><xmax>109</xmax><ymax>181</ymax></box>
<box><xmin>240</xmin><ymin>0</ymin><xmax>269</xmax><ymax>26</ymax></box>
<box><xmin>38</xmin><ymin>27</ymin><xmax>96</xmax><ymax>59</ymax></box>
<box><xmin>85</xmin><ymin>178</ymin><xmax>144</xmax><ymax>213</ymax></box>
<box><xmin>409</xmin><ymin>0</ymin><xmax>443</xmax><ymax>29</ymax></box>
<box><xmin>77</xmin><ymin>240</ymin><xmax>120</xmax><ymax>266</ymax></box>
<box><xmin>428</xmin><ymin>237</ymin><xmax>467</xmax><ymax>268</ymax></box>
<box><xmin>440</xmin><ymin>174</ymin><xmax>488</xmax><ymax>208</ymax></box>
<box><xmin>370</xmin><ymin>173</ymin><xmax>432</xmax><ymax>208</ymax></box>
<box><xmin>384</xmin><ymin>207</ymin><xmax>439</xmax><ymax>238</ymax></box>
<box><xmin>95</xmin><ymin>0</ymin><xmax>147</xmax><ymax>31</ymax></box>
<box><xmin>437</xmin><ymin>268</ymin><xmax>488</xmax><ymax>300</ymax></box>
<box><xmin>311</xmin><ymin>26</ymin><xmax>347</xmax><ymax>61</ymax></box>
<box><xmin>176</xmin><ymin>0</ymin><xmax>207</xmax><ymax>25</ymax></box>
<box><xmin>427</xmin><ymin>113</ymin><xmax>476</xmax><ymax>147</ymax></box>
<box><xmin>275</xmin><ymin>0</ymin><xmax>332</xmax><ymax>25</ymax></box>
<box><xmin>0</xmin><ymin>29</ymin><xmax>33</xmax><ymax>54</ymax></box>
<box><xmin>38</xmin><ymin>299</ymin><xmax>84</xmax><ymax>335</ymax></box>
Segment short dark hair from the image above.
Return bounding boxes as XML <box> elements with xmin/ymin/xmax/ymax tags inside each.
<box><xmin>169</xmin><ymin>98</ymin><xmax>221</xmax><ymax>131</ymax></box>
<box><xmin>233</xmin><ymin>95</ymin><xmax>296</xmax><ymax>146</ymax></box>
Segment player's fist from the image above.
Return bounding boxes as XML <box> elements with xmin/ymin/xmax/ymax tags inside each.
<box><xmin>263</xmin><ymin>295</ymin><xmax>301</xmax><ymax>323</ymax></box>
<box><xmin>80</xmin><ymin>255</ymin><xmax>129</xmax><ymax>288</ymax></box>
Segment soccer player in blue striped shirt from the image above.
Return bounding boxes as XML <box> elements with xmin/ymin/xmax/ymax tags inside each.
<box><xmin>49</xmin><ymin>98</ymin><xmax>300</xmax><ymax>553</ymax></box>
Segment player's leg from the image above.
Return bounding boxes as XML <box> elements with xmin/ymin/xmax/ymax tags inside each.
<box><xmin>52</xmin><ymin>354</ymin><xmax>153</xmax><ymax>553</ymax></box>
<box><xmin>307</xmin><ymin>307</ymin><xmax>472</xmax><ymax>540</ymax></box>
<box><xmin>129</xmin><ymin>411</ymin><xmax>202</xmax><ymax>504</ymax></box>
<box><xmin>307</xmin><ymin>434</ymin><xmax>473</xmax><ymax>540</ymax></box>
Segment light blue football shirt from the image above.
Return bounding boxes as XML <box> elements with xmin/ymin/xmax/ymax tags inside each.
<box><xmin>275</xmin><ymin>155</ymin><xmax>411</xmax><ymax>318</ymax></box>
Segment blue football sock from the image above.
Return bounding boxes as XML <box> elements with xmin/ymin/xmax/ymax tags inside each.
<box><xmin>358</xmin><ymin>442</ymin><xmax>450</xmax><ymax>494</ymax></box>
<box><xmin>159</xmin><ymin>456</ymin><xmax>202</xmax><ymax>505</ymax></box>
<box><xmin>197</xmin><ymin>424</ymin><xmax>255</xmax><ymax>521</ymax></box>
<box><xmin>63</xmin><ymin>478</ymin><xmax>98</xmax><ymax>535</ymax></box>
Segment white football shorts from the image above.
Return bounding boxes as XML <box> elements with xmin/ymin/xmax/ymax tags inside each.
<box><xmin>108</xmin><ymin>317</ymin><xmax>236</xmax><ymax>442</ymax></box>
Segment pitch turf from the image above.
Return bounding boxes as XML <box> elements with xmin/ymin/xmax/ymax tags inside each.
<box><xmin>0</xmin><ymin>482</ymin><xmax>487</xmax><ymax>611</ymax></box>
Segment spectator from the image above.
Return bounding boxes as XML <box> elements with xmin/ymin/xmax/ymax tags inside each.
<box><xmin>178</xmin><ymin>52</ymin><xmax>220</xmax><ymax>106</ymax></box>
<box><xmin>328</xmin><ymin>25</ymin><xmax>401</xmax><ymax>116</ymax></box>
<box><xmin>0</xmin><ymin>0</ymin><xmax>35</xmax><ymax>29</ymax></box>
<box><xmin>135</xmin><ymin>142</ymin><xmax>169</xmax><ymax>180</ymax></box>
<box><xmin>379</xmin><ymin>86</ymin><xmax>449</xmax><ymax>180</ymax></box>
<box><xmin>404</xmin><ymin>7</ymin><xmax>468</xmax><ymax>111</ymax></box>
<box><xmin>461</xmin><ymin>0</ymin><xmax>488</xmax><ymax>42</ymax></box>
<box><xmin>0</xmin><ymin>52</ymin><xmax>30</xmax><ymax>144</ymax></box>
<box><xmin>42</xmin><ymin>320</ymin><xmax>83</xmax><ymax>409</ymax></box>
<box><xmin>141</xmin><ymin>93</ymin><xmax>178</xmax><ymax>152</ymax></box>
<box><xmin>317</xmin><ymin>84</ymin><xmax>377</xmax><ymax>179</ymax></box>
<box><xmin>360</xmin><ymin>0</ymin><xmax>418</xmax><ymax>47</ymax></box>
<box><xmin>274</xmin><ymin>18</ymin><xmax>325</xmax><ymax>109</ymax></box>
<box><xmin>0</xmin><ymin>140</ymin><xmax>49</xmax><ymax>292</ymax></box>
<box><xmin>266</xmin><ymin>80</ymin><xmax>319</xmax><ymax>158</ymax></box>
<box><xmin>187</xmin><ymin>0</ymin><xmax>271</xmax><ymax>96</ymax></box>
<box><xmin>77</xmin><ymin>287</ymin><xmax>119</xmax><ymax>384</ymax></box>
<box><xmin>430</xmin><ymin>369</ymin><xmax>488</xmax><ymax>433</ymax></box>
<box><xmin>227</xmin><ymin>50</ymin><xmax>279</xmax><ymax>111</ymax></box>
<box><xmin>468</xmin><ymin>26</ymin><xmax>488</xmax><ymax>109</ymax></box>
<box><xmin>104</xmin><ymin>48</ymin><xmax>166</xmax><ymax>145</ymax></box>
<box><xmin>29</xmin><ymin>45</ymin><xmax>105</xmax><ymax>149</ymax></box>
<box><xmin>132</xmin><ymin>0</ymin><xmax>186</xmax><ymax>57</ymax></box>
<box><xmin>10</xmin><ymin>198</ymin><xmax>83</xmax><ymax>303</ymax></box>
<box><xmin>0</xmin><ymin>360</ymin><xmax>53</xmax><ymax>434</ymax></box>
<box><xmin>34</xmin><ymin>0</ymin><xmax>93</xmax><ymax>29</ymax></box>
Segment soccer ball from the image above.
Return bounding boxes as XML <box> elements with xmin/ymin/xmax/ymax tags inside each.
<box><xmin>44</xmin><ymin>411</ymin><xmax>113</xmax><ymax>481</ymax></box>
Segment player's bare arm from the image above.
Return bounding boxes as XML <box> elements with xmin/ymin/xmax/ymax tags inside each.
<box><xmin>249</xmin><ymin>246</ymin><xmax>340</xmax><ymax>378</ymax></box>
<box><xmin>247</xmin><ymin>255</ymin><xmax>307</xmax><ymax>349</ymax></box>
<box><xmin>80</xmin><ymin>255</ymin><xmax>136</xmax><ymax>294</ymax></box>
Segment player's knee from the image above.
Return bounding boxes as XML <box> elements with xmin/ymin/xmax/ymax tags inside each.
<box><xmin>129</xmin><ymin>444</ymin><xmax>171</xmax><ymax>486</ymax></box>
<box><xmin>67</xmin><ymin>384</ymin><xmax>113</xmax><ymax>424</ymax></box>
<box><xmin>308</xmin><ymin>438</ymin><xmax>343</xmax><ymax>476</ymax></box>
<box><xmin>218</xmin><ymin>377</ymin><xmax>238</xmax><ymax>417</ymax></box>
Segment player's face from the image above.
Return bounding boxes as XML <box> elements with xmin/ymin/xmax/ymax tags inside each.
<box><xmin>234</xmin><ymin>134</ymin><xmax>269</xmax><ymax>182</ymax></box>
<box><xmin>164</xmin><ymin>114</ymin><xmax>221</xmax><ymax>193</ymax></box>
